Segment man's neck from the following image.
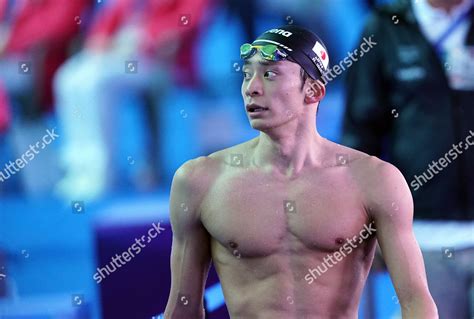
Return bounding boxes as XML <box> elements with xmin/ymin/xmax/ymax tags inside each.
<box><xmin>251</xmin><ymin>129</ymin><xmax>327</xmax><ymax>179</ymax></box>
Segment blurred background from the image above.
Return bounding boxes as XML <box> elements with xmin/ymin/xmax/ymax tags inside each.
<box><xmin>0</xmin><ymin>0</ymin><xmax>472</xmax><ymax>318</ymax></box>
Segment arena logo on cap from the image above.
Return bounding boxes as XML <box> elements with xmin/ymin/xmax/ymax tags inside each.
<box><xmin>312</xmin><ymin>41</ymin><xmax>329</xmax><ymax>69</ymax></box>
<box><xmin>267</xmin><ymin>28</ymin><xmax>293</xmax><ymax>37</ymax></box>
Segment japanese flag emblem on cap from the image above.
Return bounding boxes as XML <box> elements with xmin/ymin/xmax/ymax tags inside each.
<box><xmin>312</xmin><ymin>41</ymin><xmax>329</xmax><ymax>70</ymax></box>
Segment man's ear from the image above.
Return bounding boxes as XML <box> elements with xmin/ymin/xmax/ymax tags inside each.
<box><xmin>304</xmin><ymin>79</ymin><xmax>326</xmax><ymax>104</ymax></box>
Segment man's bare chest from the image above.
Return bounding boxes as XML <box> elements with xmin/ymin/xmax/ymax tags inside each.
<box><xmin>200</xmin><ymin>168</ymin><xmax>371</xmax><ymax>259</ymax></box>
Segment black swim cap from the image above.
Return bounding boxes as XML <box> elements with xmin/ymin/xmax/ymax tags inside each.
<box><xmin>251</xmin><ymin>25</ymin><xmax>330</xmax><ymax>81</ymax></box>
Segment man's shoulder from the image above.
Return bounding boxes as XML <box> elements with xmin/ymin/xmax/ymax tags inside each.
<box><xmin>207</xmin><ymin>138</ymin><xmax>257</xmax><ymax>162</ymax></box>
<box><xmin>175</xmin><ymin>138</ymin><xmax>257</xmax><ymax>184</ymax></box>
<box><xmin>332</xmin><ymin>142</ymin><xmax>404</xmax><ymax>188</ymax></box>
<box><xmin>326</xmin><ymin>141</ymin><xmax>373</xmax><ymax>168</ymax></box>
<box><xmin>352</xmin><ymin>154</ymin><xmax>402</xmax><ymax>180</ymax></box>
<box><xmin>334</xmin><ymin>145</ymin><xmax>412</xmax><ymax>218</ymax></box>
<box><xmin>345</xmin><ymin>150</ymin><xmax>402</xmax><ymax>184</ymax></box>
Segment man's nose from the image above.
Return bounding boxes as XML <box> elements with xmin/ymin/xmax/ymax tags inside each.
<box><xmin>245</xmin><ymin>75</ymin><xmax>263</xmax><ymax>97</ymax></box>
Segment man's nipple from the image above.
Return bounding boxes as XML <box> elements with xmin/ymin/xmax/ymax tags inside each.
<box><xmin>229</xmin><ymin>241</ymin><xmax>241</xmax><ymax>258</ymax></box>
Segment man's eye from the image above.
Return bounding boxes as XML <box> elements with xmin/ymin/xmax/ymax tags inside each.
<box><xmin>242</xmin><ymin>71</ymin><xmax>251</xmax><ymax>80</ymax></box>
<box><xmin>264</xmin><ymin>71</ymin><xmax>277</xmax><ymax>78</ymax></box>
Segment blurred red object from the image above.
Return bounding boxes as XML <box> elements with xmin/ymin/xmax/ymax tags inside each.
<box><xmin>0</xmin><ymin>81</ymin><xmax>11</xmax><ymax>133</ymax></box>
<box><xmin>2</xmin><ymin>0</ymin><xmax>88</xmax><ymax>53</ymax></box>
<box><xmin>1</xmin><ymin>0</ymin><xmax>91</xmax><ymax>112</ymax></box>
<box><xmin>87</xmin><ymin>0</ymin><xmax>211</xmax><ymax>86</ymax></box>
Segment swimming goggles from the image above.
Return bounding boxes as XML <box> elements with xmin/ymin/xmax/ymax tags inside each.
<box><xmin>240</xmin><ymin>43</ymin><xmax>288</xmax><ymax>61</ymax></box>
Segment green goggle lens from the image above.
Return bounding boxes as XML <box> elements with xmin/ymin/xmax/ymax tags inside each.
<box><xmin>240</xmin><ymin>43</ymin><xmax>256</xmax><ymax>59</ymax></box>
<box><xmin>240</xmin><ymin>43</ymin><xmax>287</xmax><ymax>61</ymax></box>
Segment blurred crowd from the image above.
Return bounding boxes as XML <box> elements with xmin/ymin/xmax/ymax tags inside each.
<box><xmin>0</xmin><ymin>0</ymin><xmax>214</xmax><ymax>200</ymax></box>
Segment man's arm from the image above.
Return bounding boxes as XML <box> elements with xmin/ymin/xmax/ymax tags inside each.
<box><xmin>364</xmin><ymin>158</ymin><xmax>438</xmax><ymax>318</ymax></box>
<box><xmin>164</xmin><ymin>158</ymin><xmax>212</xmax><ymax>319</ymax></box>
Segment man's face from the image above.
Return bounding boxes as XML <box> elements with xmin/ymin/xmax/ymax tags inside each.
<box><xmin>241</xmin><ymin>53</ymin><xmax>310</xmax><ymax>131</ymax></box>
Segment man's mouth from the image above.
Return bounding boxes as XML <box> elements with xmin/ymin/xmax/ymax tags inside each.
<box><xmin>247</xmin><ymin>104</ymin><xmax>269</xmax><ymax>113</ymax></box>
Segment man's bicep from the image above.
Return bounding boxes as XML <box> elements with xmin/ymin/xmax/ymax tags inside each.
<box><xmin>377</xmin><ymin>212</ymin><xmax>434</xmax><ymax>314</ymax></box>
<box><xmin>165</xmin><ymin>160</ymin><xmax>212</xmax><ymax>318</ymax></box>
<box><xmin>167</xmin><ymin>230</ymin><xmax>211</xmax><ymax>316</ymax></box>
<box><xmin>377</xmin><ymin>212</ymin><xmax>428</xmax><ymax>297</ymax></box>
<box><xmin>369</xmin><ymin>162</ymin><xmax>431</xmax><ymax>309</ymax></box>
